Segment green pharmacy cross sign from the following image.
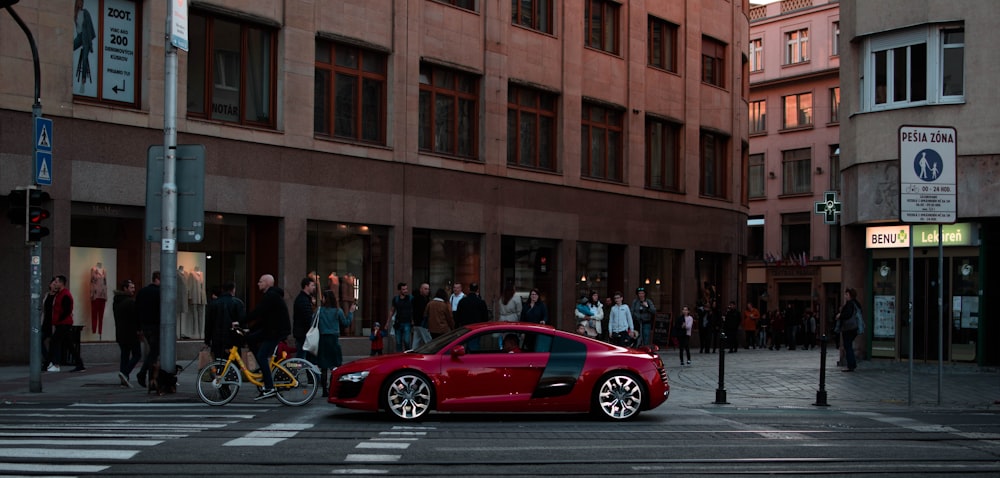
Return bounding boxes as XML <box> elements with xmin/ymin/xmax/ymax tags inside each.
<box><xmin>815</xmin><ymin>191</ymin><xmax>842</xmax><ymax>224</ymax></box>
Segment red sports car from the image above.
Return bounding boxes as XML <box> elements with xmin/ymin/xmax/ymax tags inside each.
<box><xmin>328</xmin><ymin>322</ymin><xmax>669</xmax><ymax>420</ymax></box>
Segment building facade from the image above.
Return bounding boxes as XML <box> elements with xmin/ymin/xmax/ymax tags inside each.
<box><xmin>840</xmin><ymin>0</ymin><xmax>998</xmax><ymax>365</ymax></box>
<box><xmin>0</xmin><ymin>0</ymin><xmax>750</xmax><ymax>362</ymax></box>
<box><xmin>747</xmin><ymin>0</ymin><xmax>842</xmax><ymax>333</ymax></box>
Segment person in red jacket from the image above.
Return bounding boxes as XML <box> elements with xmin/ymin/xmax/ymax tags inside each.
<box><xmin>47</xmin><ymin>275</ymin><xmax>84</xmax><ymax>372</ymax></box>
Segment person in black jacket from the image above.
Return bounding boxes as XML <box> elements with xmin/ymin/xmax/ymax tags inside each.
<box><xmin>113</xmin><ymin>279</ymin><xmax>140</xmax><ymax>387</ymax></box>
<box><xmin>455</xmin><ymin>282</ymin><xmax>489</xmax><ymax>327</ymax></box>
<box><xmin>204</xmin><ymin>281</ymin><xmax>246</xmax><ymax>360</ymax></box>
<box><xmin>246</xmin><ymin>274</ymin><xmax>291</xmax><ymax>400</ymax></box>
<box><xmin>723</xmin><ymin>301</ymin><xmax>741</xmax><ymax>353</ymax></box>
<box><xmin>292</xmin><ymin>277</ymin><xmax>316</xmax><ymax>360</ymax></box>
<box><xmin>135</xmin><ymin>271</ymin><xmax>161</xmax><ymax>388</ymax></box>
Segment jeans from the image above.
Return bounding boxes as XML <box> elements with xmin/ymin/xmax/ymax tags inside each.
<box><xmin>678</xmin><ymin>335</ymin><xmax>691</xmax><ymax>363</ymax></box>
<box><xmin>256</xmin><ymin>338</ymin><xmax>280</xmax><ymax>390</ymax></box>
<box><xmin>638</xmin><ymin>322</ymin><xmax>652</xmax><ymax>347</ymax></box>
<box><xmin>395</xmin><ymin>323</ymin><xmax>412</xmax><ymax>352</ymax></box>
<box><xmin>119</xmin><ymin>341</ymin><xmax>141</xmax><ymax>378</ymax></box>
<box><xmin>842</xmin><ymin>330</ymin><xmax>858</xmax><ymax>370</ymax></box>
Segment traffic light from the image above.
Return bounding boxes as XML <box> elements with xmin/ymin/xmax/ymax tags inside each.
<box><xmin>7</xmin><ymin>189</ymin><xmax>27</xmax><ymax>225</ymax></box>
<box><xmin>27</xmin><ymin>189</ymin><xmax>50</xmax><ymax>241</ymax></box>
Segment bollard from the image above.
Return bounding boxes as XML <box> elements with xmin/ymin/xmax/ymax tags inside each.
<box><xmin>714</xmin><ymin>332</ymin><xmax>729</xmax><ymax>404</ymax></box>
<box><xmin>813</xmin><ymin>334</ymin><xmax>830</xmax><ymax>406</ymax></box>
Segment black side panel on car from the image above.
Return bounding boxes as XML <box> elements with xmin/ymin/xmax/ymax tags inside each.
<box><xmin>533</xmin><ymin>336</ymin><xmax>586</xmax><ymax>398</ymax></box>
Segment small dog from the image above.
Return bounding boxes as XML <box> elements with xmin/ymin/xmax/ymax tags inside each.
<box><xmin>148</xmin><ymin>361</ymin><xmax>178</xmax><ymax>395</ymax></box>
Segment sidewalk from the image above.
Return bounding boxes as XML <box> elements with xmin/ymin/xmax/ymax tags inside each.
<box><xmin>1</xmin><ymin>346</ymin><xmax>998</xmax><ymax>411</ymax></box>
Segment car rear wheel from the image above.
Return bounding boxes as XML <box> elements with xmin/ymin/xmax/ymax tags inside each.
<box><xmin>594</xmin><ymin>372</ymin><xmax>644</xmax><ymax>420</ymax></box>
<box><xmin>383</xmin><ymin>372</ymin><xmax>433</xmax><ymax>420</ymax></box>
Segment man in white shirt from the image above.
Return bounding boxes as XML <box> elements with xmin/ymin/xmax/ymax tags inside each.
<box><xmin>449</xmin><ymin>282</ymin><xmax>465</xmax><ymax>312</ymax></box>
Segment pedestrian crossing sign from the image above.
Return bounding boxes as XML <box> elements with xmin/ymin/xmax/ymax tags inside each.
<box><xmin>36</xmin><ymin>151</ymin><xmax>52</xmax><ymax>186</ymax></box>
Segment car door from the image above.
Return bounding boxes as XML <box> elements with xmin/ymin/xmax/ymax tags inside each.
<box><xmin>437</xmin><ymin>330</ymin><xmax>543</xmax><ymax>411</ymax></box>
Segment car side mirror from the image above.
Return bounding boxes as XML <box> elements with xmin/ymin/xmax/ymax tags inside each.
<box><xmin>450</xmin><ymin>345</ymin><xmax>467</xmax><ymax>358</ymax></box>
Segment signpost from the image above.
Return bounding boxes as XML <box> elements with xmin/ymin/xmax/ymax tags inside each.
<box><xmin>899</xmin><ymin>125</ymin><xmax>957</xmax><ymax>406</ymax></box>
<box><xmin>34</xmin><ymin>116</ymin><xmax>52</xmax><ymax>186</ymax></box>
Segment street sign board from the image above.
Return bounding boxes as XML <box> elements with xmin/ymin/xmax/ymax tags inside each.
<box><xmin>899</xmin><ymin>125</ymin><xmax>957</xmax><ymax>223</ymax></box>
<box><xmin>34</xmin><ymin>116</ymin><xmax>52</xmax><ymax>152</ymax></box>
<box><xmin>145</xmin><ymin>144</ymin><xmax>205</xmax><ymax>242</ymax></box>
<box><xmin>35</xmin><ymin>151</ymin><xmax>52</xmax><ymax>186</ymax></box>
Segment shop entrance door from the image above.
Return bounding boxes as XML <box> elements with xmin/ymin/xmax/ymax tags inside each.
<box><xmin>903</xmin><ymin>257</ymin><xmax>949</xmax><ymax>362</ymax></box>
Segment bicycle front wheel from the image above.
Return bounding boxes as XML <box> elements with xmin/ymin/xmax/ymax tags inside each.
<box><xmin>196</xmin><ymin>360</ymin><xmax>241</xmax><ymax>406</ymax></box>
<box><xmin>273</xmin><ymin>358</ymin><xmax>319</xmax><ymax>406</ymax></box>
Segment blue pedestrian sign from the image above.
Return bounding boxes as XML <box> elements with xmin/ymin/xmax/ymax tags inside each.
<box><xmin>34</xmin><ymin>117</ymin><xmax>52</xmax><ymax>152</ymax></box>
<box><xmin>35</xmin><ymin>151</ymin><xmax>53</xmax><ymax>186</ymax></box>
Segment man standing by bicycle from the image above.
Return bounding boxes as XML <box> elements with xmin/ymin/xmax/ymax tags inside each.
<box><xmin>247</xmin><ymin>274</ymin><xmax>291</xmax><ymax>400</ymax></box>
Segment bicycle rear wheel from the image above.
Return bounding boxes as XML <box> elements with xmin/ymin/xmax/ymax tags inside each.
<box><xmin>196</xmin><ymin>360</ymin><xmax>241</xmax><ymax>406</ymax></box>
<box><xmin>273</xmin><ymin>358</ymin><xmax>319</xmax><ymax>406</ymax></box>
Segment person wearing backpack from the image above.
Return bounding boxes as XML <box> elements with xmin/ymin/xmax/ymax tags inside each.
<box><xmin>834</xmin><ymin>287</ymin><xmax>863</xmax><ymax>372</ymax></box>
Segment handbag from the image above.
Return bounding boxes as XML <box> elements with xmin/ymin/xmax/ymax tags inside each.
<box><xmin>303</xmin><ymin>309</ymin><xmax>321</xmax><ymax>354</ymax></box>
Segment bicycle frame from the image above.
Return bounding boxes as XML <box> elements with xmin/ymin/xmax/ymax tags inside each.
<box><xmin>220</xmin><ymin>345</ymin><xmax>297</xmax><ymax>389</ymax></box>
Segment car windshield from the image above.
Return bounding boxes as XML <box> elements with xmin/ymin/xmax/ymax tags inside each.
<box><xmin>411</xmin><ymin>327</ymin><xmax>469</xmax><ymax>354</ymax></box>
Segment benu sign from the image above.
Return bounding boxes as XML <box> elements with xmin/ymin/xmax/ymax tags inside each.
<box><xmin>866</xmin><ymin>223</ymin><xmax>977</xmax><ymax>249</ymax></box>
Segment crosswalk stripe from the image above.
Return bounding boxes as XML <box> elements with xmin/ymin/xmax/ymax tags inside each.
<box><xmin>344</xmin><ymin>454</ymin><xmax>401</xmax><ymax>462</ymax></box>
<box><xmin>357</xmin><ymin>442</ymin><xmax>410</xmax><ymax>449</ymax></box>
<box><xmin>0</xmin><ymin>448</ymin><xmax>139</xmax><ymax>460</ymax></box>
<box><xmin>0</xmin><ymin>432</ymin><xmax>186</xmax><ymax>439</ymax></box>
<box><xmin>223</xmin><ymin>423</ymin><xmax>313</xmax><ymax>447</ymax></box>
<box><xmin>0</xmin><ymin>439</ymin><xmax>162</xmax><ymax>446</ymax></box>
<box><xmin>0</xmin><ymin>463</ymin><xmax>108</xmax><ymax>473</ymax></box>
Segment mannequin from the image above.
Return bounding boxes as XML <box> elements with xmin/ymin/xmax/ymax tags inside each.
<box><xmin>190</xmin><ymin>266</ymin><xmax>206</xmax><ymax>339</ymax></box>
<box><xmin>340</xmin><ymin>272</ymin><xmax>357</xmax><ymax>311</ymax></box>
<box><xmin>328</xmin><ymin>272</ymin><xmax>339</xmax><ymax>294</ymax></box>
<box><xmin>176</xmin><ymin>265</ymin><xmax>190</xmax><ymax>338</ymax></box>
<box><xmin>90</xmin><ymin>262</ymin><xmax>108</xmax><ymax>336</ymax></box>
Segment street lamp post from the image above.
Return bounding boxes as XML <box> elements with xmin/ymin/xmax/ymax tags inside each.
<box><xmin>3</xmin><ymin>0</ymin><xmax>45</xmax><ymax>393</ymax></box>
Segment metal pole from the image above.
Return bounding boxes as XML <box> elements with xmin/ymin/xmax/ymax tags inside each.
<box><xmin>714</xmin><ymin>332</ymin><xmax>728</xmax><ymax>404</ymax></box>
<box><xmin>908</xmin><ymin>225</ymin><xmax>914</xmax><ymax>406</ymax></box>
<box><xmin>814</xmin><ymin>334</ymin><xmax>829</xmax><ymax>406</ymax></box>
<box><xmin>159</xmin><ymin>4</ymin><xmax>179</xmax><ymax>378</ymax></box>
<box><xmin>5</xmin><ymin>3</ymin><xmax>44</xmax><ymax>393</ymax></box>
<box><xmin>937</xmin><ymin>223</ymin><xmax>943</xmax><ymax>405</ymax></box>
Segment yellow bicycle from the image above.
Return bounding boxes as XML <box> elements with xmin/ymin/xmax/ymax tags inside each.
<box><xmin>196</xmin><ymin>336</ymin><xmax>319</xmax><ymax>406</ymax></box>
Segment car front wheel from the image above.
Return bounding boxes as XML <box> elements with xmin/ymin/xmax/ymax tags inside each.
<box><xmin>595</xmin><ymin>372</ymin><xmax>644</xmax><ymax>420</ymax></box>
<box><xmin>383</xmin><ymin>372</ymin><xmax>433</xmax><ymax>420</ymax></box>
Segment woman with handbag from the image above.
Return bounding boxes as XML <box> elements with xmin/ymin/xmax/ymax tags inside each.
<box><xmin>316</xmin><ymin>290</ymin><xmax>355</xmax><ymax>395</ymax></box>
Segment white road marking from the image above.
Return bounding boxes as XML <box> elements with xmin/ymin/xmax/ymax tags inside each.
<box><xmin>223</xmin><ymin>423</ymin><xmax>313</xmax><ymax>447</ymax></box>
<box><xmin>356</xmin><ymin>441</ymin><xmax>411</xmax><ymax>449</ymax></box>
<box><xmin>0</xmin><ymin>448</ymin><xmax>139</xmax><ymax>460</ymax></box>
<box><xmin>344</xmin><ymin>454</ymin><xmax>401</xmax><ymax>462</ymax></box>
<box><xmin>0</xmin><ymin>463</ymin><xmax>108</xmax><ymax>473</ymax></box>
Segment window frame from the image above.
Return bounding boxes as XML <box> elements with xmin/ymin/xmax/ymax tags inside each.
<box><xmin>511</xmin><ymin>0</ymin><xmax>553</xmax><ymax>34</ymax></box>
<box><xmin>829</xmin><ymin>144</ymin><xmax>840</xmax><ymax>191</ymax></box>
<box><xmin>581</xmin><ymin>102</ymin><xmax>624</xmax><ymax>182</ymax></box>
<box><xmin>828</xmin><ymin>87</ymin><xmax>840</xmax><ymax>124</ymax></box>
<box><xmin>648</xmin><ymin>16</ymin><xmax>678</xmax><ymax>72</ymax></box>
<box><xmin>187</xmin><ymin>10</ymin><xmax>278</xmax><ymax>128</ymax></box>
<box><xmin>432</xmin><ymin>0</ymin><xmax>477</xmax><ymax>12</ymax></box>
<box><xmin>781</xmin><ymin>212</ymin><xmax>811</xmax><ymax>259</ymax></box>
<box><xmin>784</xmin><ymin>28</ymin><xmax>810</xmax><ymax>65</ymax></box>
<box><xmin>507</xmin><ymin>84</ymin><xmax>558</xmax><ymax>171</ymax></box>
<box><xmin>861</xmin><ymin>24</ymin><xmax>965</xmax><ymax>112</ymax></box>
<box><xmin>701</xmin><ymin>36</ymin><xmax>727</xmax><ymax>88</ymax></box>
<box><xmin>781</xmin><ymin>147</ymin><xmax>812</xmax><ymax>196</ymax></box>
<box><xmin>831</xmin><ymin>21</ymin><xmax>840</xmax><ymax>57</ymax></box>
<box><xmin>418</xmin><ymin>63</ymin><xmax>481</xmax><ymax>160</ymax></box>
<box><xmin>585</xmin><ymin>0</ymin><xmax>620</xmax><ymax>54</ymax></box>
<box><xmin>748</xmin><ymin>153</ymin><xmax>765</xmax><ymax>199</ymax></box>
<box><xmin>781</xmin><ymin>92</ymin><xmax>813</xmax><ymax>130</ymax></box>
<box><xmin>749</xmin><ymin>37</ymin><xmax>763</xmax><ymax>72</ymax></box>
<box><xmin>699</xmin><ymin>130</ymin><xmax>728</xmax><ymax>199</ymax></box>
<box><xmin>645</xmin><ymin>117</ymin><xmax>681</xmax><ymax>192</ymax></box>
<box><xmin>749</xmin><ymin>99</ymin><xmax>767</xmax><ymax>135</ymax></box>
<box><xmin>313</xmin><ymin>40</ymin><xmax>388</xmax><ymax>144</ymax></box>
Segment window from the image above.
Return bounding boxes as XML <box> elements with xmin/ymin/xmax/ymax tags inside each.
<box><xmin>699</xmin><ymin>131</ymin><xmax>728</xmax><ymax>198</ymax></box>
<box><xmin>433</xmin><ymin>0</ymin><xmax>476</xmax><ymax>11</ymax></box>
<box><xmin>829</xmin><ymin>87</ymin><xmax>840</xmax><ymax>123</ymax></box>
<box><xmin>782</xmin><ymin>92</ymin><xmax>812</xmax><ymax>129</ymax></box>
<box><xmin>862</xmin><ymin>25</ymin><xmax>964</xmax><ymax>111</ymax></box>
<box><xmin>749</xmin><ymin>38</ymin><xmax>763</xmax><ymax>72</ymax></box>
<box><xmin>585</xmin><ymin>0</ymin><xmax>619</xmax><ymax>54</ymax></box>
<box><xmin>581</xmin><ymin>103</ymin><xmax>623</xmax><ymax>181</ymax></box>
<box><xmin>648</xmin><ymin>16</ymin><xmax>678</xmax><ymax>72</ymax></box>
<box><xmin>831</xmin><ymin>21</ymin><xmax>840</xmax><ymax>56</ymax></box>
<box><xmin>785</xmin><ymin>28</ymin><xmax>809</xmax><ymax>64</ymax></box>
<box><xmin>71</xmin><ymin>0</ymin><xmax>141</xmax><ymax>107</ymax></box>
<box><xmin>829</xmin><ymin>144</ymin><xmax>840</xmax><ymax>191</ymax></box>
<box><xmin>508</xmin><ymin>85</ymin><xmax>557</xmax><ymax>171</ymax></box>
<box><xmin>187</xmin><ymin>11</ymin><xmax>276</xmax><ymax>127</ymax></box>
<box><xmin>749</xmin><ymin>100</ymin><xmax>766</xmax><ymax>134</ymax></box>
<box><xmin>419</xmin><ymin>64</ymin><xmax>480</xmax><ymax>159</ymax></box>
<box><xmin>781</xmin><ymin>148</ymin><xmax>811</xmax><ymax>195</ymax></box>
<box><xmin>512</xmin><ymin>0</ymin><xmax>552</xmax><ymax>33</ymax></box>
<box><xmin>314</xmin><ymin>40</ymin><xmax>387</xmax><ymax>144</ymax></box>
<box><xmin>702</xmin><ymin>36</ymin><xmax>726</xmax><ymax>88</ymax></box>
<box><xmin>748</xmin><ymin>153</ymin><xmax>765</xmax><ymax>199</ymax></box>
<box><xmin>646</xmin><ymin>118</ymin><xmax>680</xmax><ymax>191</ymax></box>
<box><xmin>781</xmin><ymin>212</ymin><xmax>810</xmax><ymax>259</ymax></box>
<box><xmin>748</xmin><ymin>216</ymin><xmax>764</xmax><ymax>261</ymax></box>
<box><xmin>828</xmin><ymin>224</ymin><xmax>841</xmax><ymax>260</ymax></box>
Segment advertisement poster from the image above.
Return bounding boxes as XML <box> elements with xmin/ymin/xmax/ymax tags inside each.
<box><xmin>873</xmin><ymin>295</ymin><xmax>896</xmax><ymax>338</ymax></box>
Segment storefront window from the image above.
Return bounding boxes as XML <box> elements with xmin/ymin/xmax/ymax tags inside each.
<box><xmin>640</xmin><ymin>247</ymin><xmax>681</xmax><ymax>346</ymax></box>
<box><xmin>951</xmin><ymin>257</ymin><xmax>979</xmax><ymax>361</ymax></box>
<box><xmin>501</xmin><ymin>236</ymin><xmax>559</xmax><ymax>323</ymax></box>
<box><xmin>307</xmin><ymin>222</ymin><xmax>390</xmax><ymax>336</ymax></box>
<box><xmin>871</xmin><ymin>259</ymin><xmax>898</xmax><ymax>358</ymax></box>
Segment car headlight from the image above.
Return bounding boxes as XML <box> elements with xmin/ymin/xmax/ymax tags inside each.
<box><xmin>339</xmin><ymin>371</ymin><xmax>369</xmax><ymax>383</ymax></box>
